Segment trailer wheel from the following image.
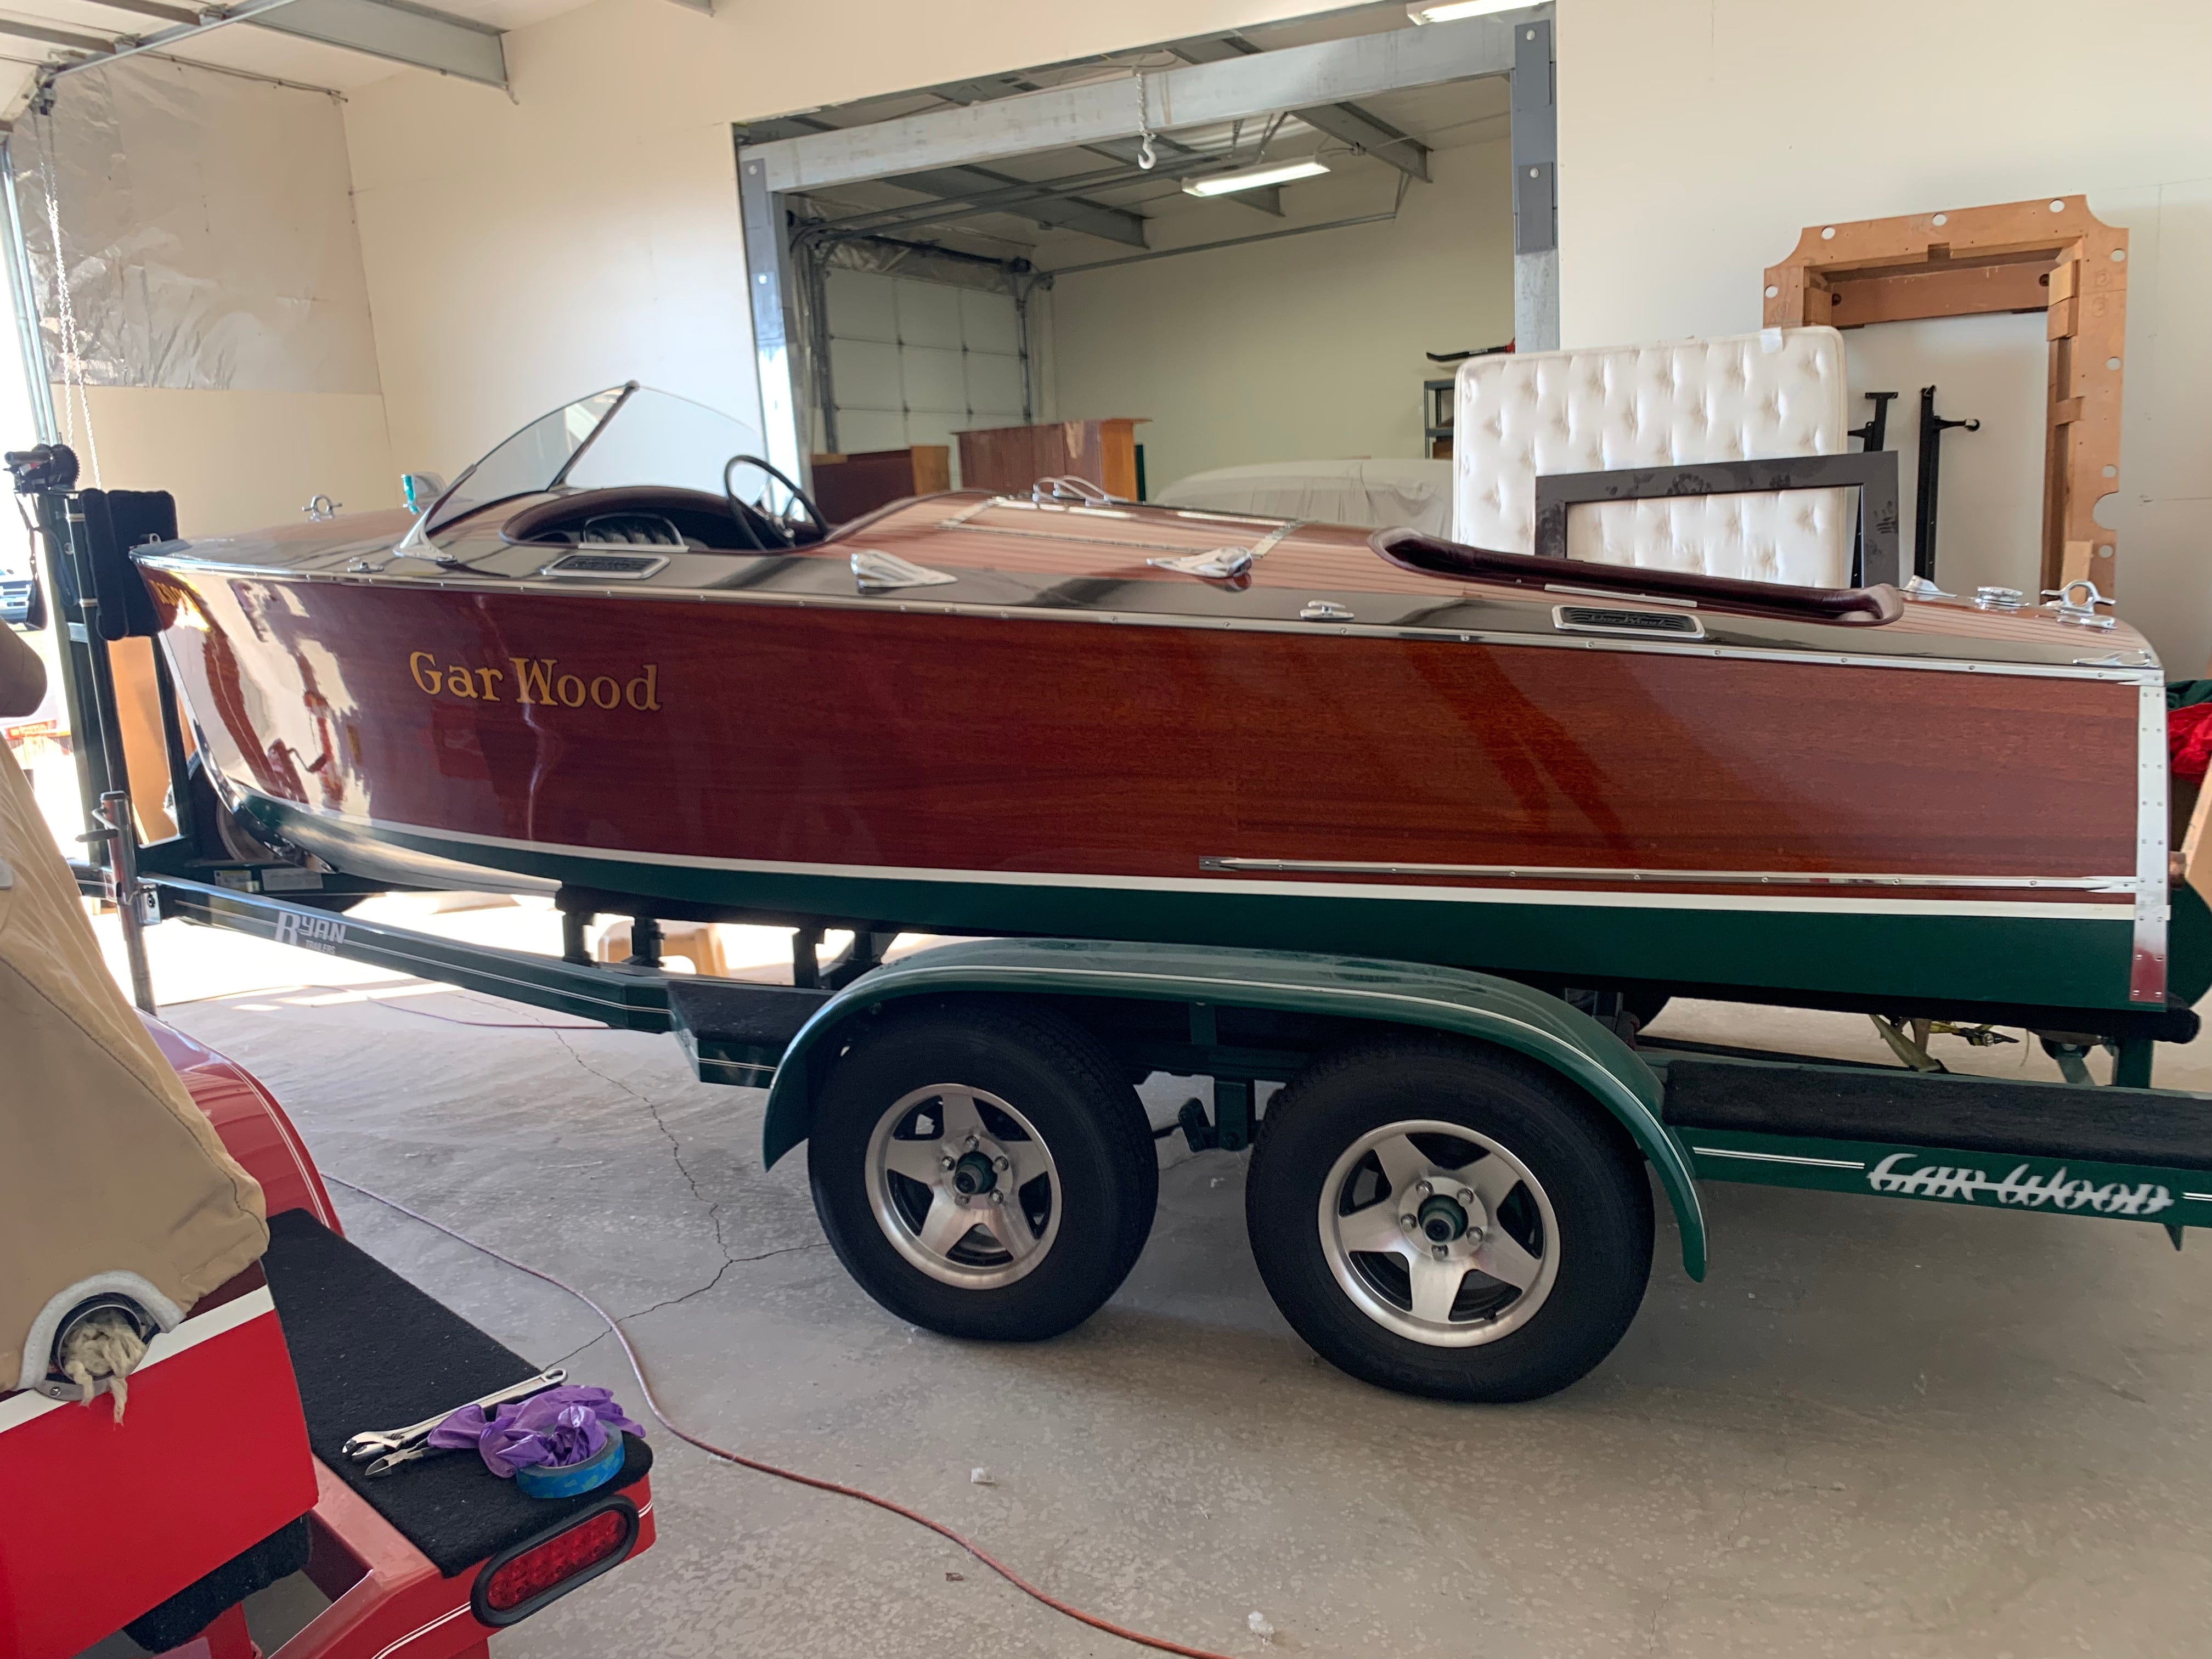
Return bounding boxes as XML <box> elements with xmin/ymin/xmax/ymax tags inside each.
<box><xmin>1246</xmin><ymin>1036</ymin><xmax>1653</xmax><ymax>1402</ymax></box>
<box><xmin>808</xmin><ymin>1004</ymin><xmax>1159</xmax><ymax>1341</ymax></box>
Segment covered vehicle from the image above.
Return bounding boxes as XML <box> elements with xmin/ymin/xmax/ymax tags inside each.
<box><xmin>0</xmin><ymin>621</ymin><xmax>267</xmax><ymax>1400</ymax></box>
<box><xmin>1</xmin><ymin>622</ymin><xmax>657</xmax><ymax>1657</ymax></box>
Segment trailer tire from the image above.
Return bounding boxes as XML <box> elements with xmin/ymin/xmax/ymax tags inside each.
<box><xmin>1247</xmin><ymin>1035</ymin><xmax>1652</xmax><ymax>1402</ymax></box>
<box><xmin>808</xmin><ymin>1003</ymin><xmax>1159</xmax><ymax>1342</ymax></box>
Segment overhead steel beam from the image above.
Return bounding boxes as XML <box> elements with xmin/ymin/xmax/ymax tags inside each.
<box><xmin>0</xmin><ymin>17</ymin><xmax>118</xmax><ymax>52</ymax></box>
<box><xmin>743</xmin><ymin>15</ymin><xmax>1519</xmax><ymax>195</ymax></box>
<box><xmin>1169</xmin><ymin>32</ymin><xmax>1431</xmax><ymax>184</ymax></box>
<box><xmin>884</xmin><ymin>162</ymin><xmax>1146</xmax><ymax>247</ymax></box>
<box><xmin>917</xmin><ymin>69</ymin><xmax>1259</xmax><ymax>216</ymax></box>
<box><xmin>245</xmin><ymin>0</ymin><xmax>505</xmax><ymax>87</ymax></box>
<box><xmin>1080</xmin><ymin>132</ymin><xmax>1279</xmax><ymax>217</ymax></box>
<box><xmin>811</xmin><ymin>146</ymin><xmax>1293</xmax><ymax>245</ymax></box>
<box><xmin>746</xmin><ymin>112</ymin><xmax>1147</xmax><ymax>248</ymax></box>
<box><xmin>1289</xmin><ymin>101</ymin><xmax>1429</xmax><ymax>182</ymax></box>
<box><xmin>42</xmin><ymin>0</ymin><xmax>503</xmax><ymax>89</ymax></box>
<box><xmin>72</xmin><ymin>0</ymin><xmax>200</xmax><ymax>25</ymax></box>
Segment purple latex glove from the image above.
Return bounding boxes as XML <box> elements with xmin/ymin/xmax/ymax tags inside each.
<box><xmin>427</xmin><ymin>1385</ymin><xmax>644</xmax><ymax>1478</ymax></box>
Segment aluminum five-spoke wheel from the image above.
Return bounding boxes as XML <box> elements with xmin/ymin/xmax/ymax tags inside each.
<box><xmin>809</xmin><ymin>1005</ymin><xmax>1159</xmax><ymax>1341</ymax></box>
<box><xmin>1247</xmin><ymin>1036</ymin><xmax>1654</xmax><ymax>1401</ymax></box>
<box><xmin>867</xmin><ymin>1084</ymin><xmax>1062</xmax><ymax>1289</ymax></box>
<box><xmin>1320</xmin><ymin>1120</ymin><xmax>1558</xmax><ymax>1345</ymax></box>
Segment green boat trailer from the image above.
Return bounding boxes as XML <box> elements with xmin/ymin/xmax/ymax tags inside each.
<box><xmin>30</xmin><ymin>456</ymin><xmax>2212</xmax><ymax>1398</ymax></box>
<box><xmin>140</xmin><ymin>874</ymin><xmax>2212</xmax><ymax>1269</ymax></box>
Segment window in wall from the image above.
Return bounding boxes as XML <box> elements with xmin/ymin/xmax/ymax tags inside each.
<box><xmin>823</xmin><ymin>269</ymin><xmax>1028</xmax><ymax>483</ymax></box>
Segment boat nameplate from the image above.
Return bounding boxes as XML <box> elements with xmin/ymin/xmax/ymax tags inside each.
<box><xmin>1551</xmin><ymin>605</ymin><xmax>1707</xmax><ymax>641</ymax></box>
<box><xmin>537</xmin><ymin>551</ymin><xmax>669</xmax><ymax>580</ymax></box>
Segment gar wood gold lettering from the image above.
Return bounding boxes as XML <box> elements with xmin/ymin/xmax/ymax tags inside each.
<box><xmin>409</xmin><ymin>652</ymin><xmax>660</xmax><ymax>710</ymax></box>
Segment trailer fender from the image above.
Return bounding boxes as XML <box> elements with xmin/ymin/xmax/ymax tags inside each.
<box><xmin>761</xmin><ymin>939</ymin><xmax>1706</xmax><ymax>1280</ymax></box>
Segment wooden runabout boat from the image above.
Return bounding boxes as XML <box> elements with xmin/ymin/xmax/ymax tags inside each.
<box><xmin>137</xmin><ymin>385</ymin><xmax>2174</xmax><ymax>1026</ymax></box>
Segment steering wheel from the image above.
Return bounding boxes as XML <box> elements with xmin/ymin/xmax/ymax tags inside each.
<box><xmin>723</xmin><ymin>454</ymin><xmax>828</xmax><ymax>551</ymax></box>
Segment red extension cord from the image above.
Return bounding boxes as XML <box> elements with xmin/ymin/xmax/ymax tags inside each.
<box><xmin>322</xmin><ymin>1177</ymin><xmax>1244</xmax><ymax>1659</ymax></box>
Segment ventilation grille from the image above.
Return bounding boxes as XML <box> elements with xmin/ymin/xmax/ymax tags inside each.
<box><xmin>1551</xmin><ymin>605</ymin><xmax>1706</xmax><ymax>640</ymax></box>
<box><xmin>539</xmin><ymin>552</ymin><xmax>667</xmax><ymax>580</ymax></box>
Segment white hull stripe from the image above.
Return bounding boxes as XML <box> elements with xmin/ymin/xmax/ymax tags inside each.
<box><xmin>250</xmin><ymin>792</ymin><xmax>2136</xmax><ymax>924</ymax></box>
<box><xmin>1203</xmin><ymin>856</ymin><xmax>2137</xmax><ymax>893</ymax></box>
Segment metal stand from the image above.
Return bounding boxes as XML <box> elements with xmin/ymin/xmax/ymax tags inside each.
<box><xmin>98</xmin><ymin>789</ymin><xmax>156</xmax><ymax>1013</ymax></box>
<box><xmin>69</xmin><ymin>579</ymin><xmax>156</xmax><ymax>1012</ymax></box>
<box><xmin>1914</xmin><ymin>386</ymin><xmax>1979</xmax><ymax>581</ymax></box>
<box><xmin>1850</xmin><ymin>390</ymin><xmax>1898</xmax><ymax>452</ymax></box>
<box><xmin>623</xmin><ymin>914</ymin><xmax>663</xmax><ymax>969</ymax></box>
<box><xmin>560</xmin><ymin>907</ymin><xmax>593</xmax><ymax>965</ymax></box>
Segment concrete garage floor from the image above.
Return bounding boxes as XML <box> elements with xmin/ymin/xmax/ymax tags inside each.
<box><xmin>117</xmin><ymin>911</ymin><xmax>2212</xmax><ymax>1658</ymax></box>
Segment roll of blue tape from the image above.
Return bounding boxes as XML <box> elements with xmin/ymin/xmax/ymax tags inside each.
<box><xmin>514</xmin><ymin>1434</ymin><xmax>624</xmax><ymax>1499</ymax></box>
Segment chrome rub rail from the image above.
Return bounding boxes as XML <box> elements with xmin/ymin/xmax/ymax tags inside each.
<box><xmin>1198</xmin><ymin>857</ymin><xmax>2142</xmax><ymax>893</ymax></box>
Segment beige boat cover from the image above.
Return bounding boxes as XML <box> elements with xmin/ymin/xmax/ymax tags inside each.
<box><xmin>1</xmin><ymin>624</ymin><xmax>266</xmax><ymax>1393</ymax></box>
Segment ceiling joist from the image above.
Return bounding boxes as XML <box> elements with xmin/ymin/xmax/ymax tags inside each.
<box><xmin>749</xmin><ymin>113</ymin><xmax>1153</xmax><ymax>250</ymax></box>
<box><xmin>8</xmin><ymin>0</ymin><xmax>505</xmax><ymax>98</ymax></box>
<box><xmin>741</xmin><ymin>18</ymin><xmax>1514</xmax><ymax>196</ymax></box>
<box><xmin>1169</xmin><ymin>32</ymin><xmax>1432</xmax><ymax>184</ymax></box>
<box><xmin>245</xmin><ymin>0</ymin><xmax>504</xmax><ymax>86</ymax></box>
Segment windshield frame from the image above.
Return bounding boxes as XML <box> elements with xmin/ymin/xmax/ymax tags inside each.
<box><xmin>421</xmin><ymin>380</ymin><xmax>639</xmax><ymax>535</ymax></box>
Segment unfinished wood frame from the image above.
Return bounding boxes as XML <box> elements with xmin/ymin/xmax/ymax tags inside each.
<box><xmin>1763</xmin><ymin>195</ymin><xmax>2128</xmax><ymax>593</ymax></box>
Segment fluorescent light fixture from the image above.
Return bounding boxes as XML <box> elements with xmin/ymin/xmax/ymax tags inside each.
<box><xmin>1407</xmin><ymin>0</ymin><xmax>1525</xmax><ymax>21</ymax></box>
<box><xmin>1183</xmin><ymin>160</ymin><xmax>1330</xmax><ymax>198</ymax></box>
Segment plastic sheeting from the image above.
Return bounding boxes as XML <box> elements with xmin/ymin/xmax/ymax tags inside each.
<box><xmin>9</xmin><ymin>57</ymin><xmax>382</xmax><ymax>394</ymax></box>
<box><xmin>1154</xmin><ymin>458</ymin><xmax>1455</xmax><ymax>536</ymax></box>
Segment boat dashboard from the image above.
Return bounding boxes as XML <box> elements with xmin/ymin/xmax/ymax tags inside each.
<box><xmin>497</xmin><ymin>484</ymin><xmax>825</xmax><ymax>557</ymax></box>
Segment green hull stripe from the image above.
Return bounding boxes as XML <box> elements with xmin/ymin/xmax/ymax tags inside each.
<box><xmin>246</xmin><ymin>797</ymin><xmax>2138</xmax><ymax>1013</ymax></box>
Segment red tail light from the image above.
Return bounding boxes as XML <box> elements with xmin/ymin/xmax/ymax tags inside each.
<box><xmin>472</xmin><ymin>1499</ymin><xmax>637</xmax><ymax>1625</ymax></box>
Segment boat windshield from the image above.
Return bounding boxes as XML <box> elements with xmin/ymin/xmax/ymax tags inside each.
<box><xmin>426</xmin><ymin>382</ymin><xmax>770</xmax><ymax>532</ymax></box>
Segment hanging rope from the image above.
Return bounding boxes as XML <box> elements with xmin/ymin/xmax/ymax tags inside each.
<box><xmin>35</xmin><ymin>114</ymin><xmax>99</xmax><ymax>486</ymax></box>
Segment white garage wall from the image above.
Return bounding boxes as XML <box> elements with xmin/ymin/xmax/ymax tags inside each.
<box><xmin>1045</xmin><ymin>137</ymin><xmax>1513</xmax><ymax>495</ymax></box>
<box><xmin>1556</xmin><ymin>0</ymin><xmax>2212</xmax><ymax>669</ymax></box>
<box><xmin>338</xmin><ymin>0</ymin><xmax>1335</xmax><ymax>492</ymax></box>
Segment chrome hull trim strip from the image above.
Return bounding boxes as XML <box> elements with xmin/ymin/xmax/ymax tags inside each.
<box><xmin>238</xmin><ymin>791</ymin><xmax>2137</xmax><ymax>922</ymax></box>
<box><xmin>2133</xmin><ymin>678</ymin><xmax>2171</xmax><ymax>1002</ymax></box>
<box><xmin>1690</xmin><ymin>1147</ymin><xmax>1868</xmax><ymax>1170</ymax></box>
<box><xmin>139</xmin><ymin>554</ymin><xmax>2161</xmax><ymax>685</ymax></box>
<box><xmin>1200</xmin><ymin>856</ymin><xmax>2139</xmax><ymax>894</ymax></box>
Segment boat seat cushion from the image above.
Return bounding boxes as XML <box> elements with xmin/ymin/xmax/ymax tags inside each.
<box><xmin>1453</xmin><ymin>327</ymin><xmax>1851</xmax><ymax>586</ymax></box>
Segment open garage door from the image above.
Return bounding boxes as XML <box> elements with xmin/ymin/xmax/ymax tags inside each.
<box><xmin>735</xmin><ymin>4</ymin><xmax>1557</xmax><ymax>517</ymax></box>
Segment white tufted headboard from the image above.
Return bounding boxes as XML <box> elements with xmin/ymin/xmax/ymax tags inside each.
<box><xmin>1453</xmin><ymin>327</ymin><xmax>1853</xmax><ymax>586</ymax></box>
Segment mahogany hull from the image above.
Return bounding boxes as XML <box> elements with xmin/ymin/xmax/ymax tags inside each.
<box><xmin>141</xmin><ymin>528</ymin><xmax>2160</xmax><ymax>1016</ymax></box>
